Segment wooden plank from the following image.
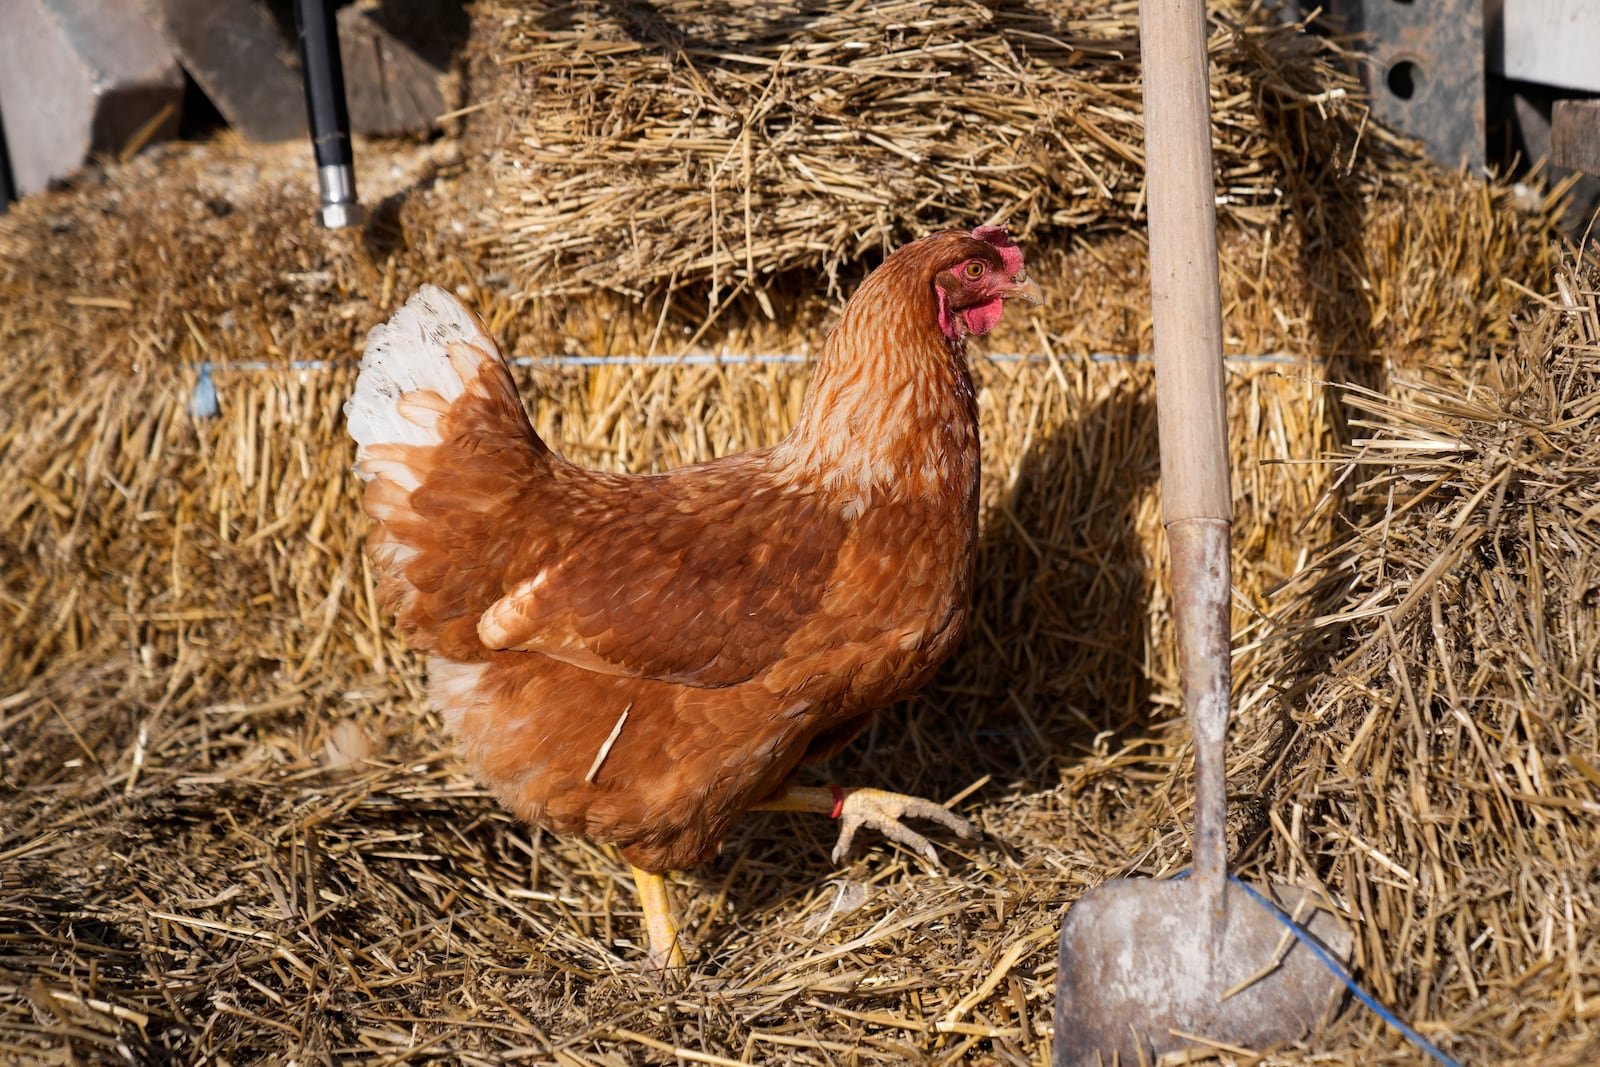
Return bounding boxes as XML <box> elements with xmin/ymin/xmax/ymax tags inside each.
<box><xmin>336</xmin><ymin>2</ymin><xmax>459</xmax><ymax>137</ymax></box>
<box><xmin>1552</xmin><ymin>99</ymin><xmax>1600</xmax><ymax>174</ymax></box>
<box><xmin>1495</xmin><ymin>0</ymin><xmax>1600</xmax><ymax>94</ymax></box>
<box><xmin>0</xmin><ymin>0</ymin><xmax>182</xmax><ymax>195</ymax></box>
<box><xmin>141</xmin><ymin>0</ymin><xmax>305</xmax><ymax>142</ymax></box>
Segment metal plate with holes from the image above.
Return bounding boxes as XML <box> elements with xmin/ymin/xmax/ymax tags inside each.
<box><xmin>1315</xmin><ymin>0</ymin><xmax>1486</xmax><ymax>172</ymax></box>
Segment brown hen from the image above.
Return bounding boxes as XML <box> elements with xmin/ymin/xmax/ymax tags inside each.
<box><xmin>346</xmin><ymin>226</ymin><xmax>1042</xmax><ymax>969</ymax></box>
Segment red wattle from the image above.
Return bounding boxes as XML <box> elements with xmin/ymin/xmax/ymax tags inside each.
<box><xmin>958</xmin><ymin>298</ymin><xmax>1004</xmax><ymax>336</ymax></box>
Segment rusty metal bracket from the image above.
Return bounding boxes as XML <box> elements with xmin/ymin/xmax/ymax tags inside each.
<box><xmin>1313</xmin><ymin>0</ymin><xmax>1486</xmax><ymax>172</ymax></box>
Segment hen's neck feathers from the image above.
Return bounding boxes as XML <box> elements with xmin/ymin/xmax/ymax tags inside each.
<box><xmin>773</xmin><ymin>235</ymin><xmax>980</xmax><ymax>510</ymax></box>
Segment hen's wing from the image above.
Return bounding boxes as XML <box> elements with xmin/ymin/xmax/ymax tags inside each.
<box><xmin>354</xmin><ymin>288</ymin><xmax>852</xmax><ymax>688</ymax></box>
<box><xmin>478</xmin><ymin>462</ymin><xmax>850</xmax><ymax>688</ymax></box>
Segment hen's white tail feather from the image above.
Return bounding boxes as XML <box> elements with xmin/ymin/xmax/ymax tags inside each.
<box><xmin>346</xmin><ymin>285</ymin><xmax>498</xmax><ymax>477</ymax></box>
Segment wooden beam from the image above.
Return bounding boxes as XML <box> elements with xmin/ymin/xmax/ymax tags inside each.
<box><xmin>1553</xmin><ymin>99</ymin><xmax>1600</xmax><ymax>174</ymax></box>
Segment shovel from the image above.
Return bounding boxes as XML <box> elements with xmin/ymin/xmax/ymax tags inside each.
<box><xmin>1053</xmin><ymin>1</ymin><xmax>1351</xmax><ymax>1062</ymax></box>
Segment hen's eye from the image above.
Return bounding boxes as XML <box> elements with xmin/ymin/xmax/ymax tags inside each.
<box><xmin>964</xmin><ymin>261</ymin><xmax>985</xmax><ymax>279</ymax></box>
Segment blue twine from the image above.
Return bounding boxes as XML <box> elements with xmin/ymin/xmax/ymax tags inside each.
<box><xmin>1214</xmin><ymin>872</ymin><xmax>1463</xmax><ymax>1067</ymax></box>
<box><xmin>189</xmin><ymin>362</ymin><xmax>219</xmax><ymax>418</ymax></box>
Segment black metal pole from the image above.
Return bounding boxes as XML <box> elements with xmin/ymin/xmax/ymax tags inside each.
<box><xmin>294</xmin><ymin>0</ymin><xmax>362</xmax><ymax>228</ymax></box>
<box><xmin>0</xmin><ymin>94</ymin><xmax>17</xmax><ymax>212</ymax></box>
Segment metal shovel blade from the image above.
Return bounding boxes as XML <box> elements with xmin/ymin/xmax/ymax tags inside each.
<box><xmin>1054</xmin><ymin>877</ymin><xmax>1352</xmax><ymax>1065</ymax></box>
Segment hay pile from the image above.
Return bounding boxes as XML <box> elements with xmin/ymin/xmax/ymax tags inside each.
<box><xmin>1233</xmin><ymin>254</ymin><xmax>1600</xmax><ymax>1062</ymax></box>
<box><xmin>0</xmin><ymin>4</ymin><xmax>1594</xmax><ymax>1063</ymax></box>
<box><xmin>464</xmin><ymin>0</ymin><xmax>1391</xmax><ymax>300</ymax></box>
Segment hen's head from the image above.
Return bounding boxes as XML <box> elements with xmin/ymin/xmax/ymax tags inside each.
<box><xmin>929</xmin><ymin>225</ymin><xmax>1043</xmax><ymax>342</ymax></box>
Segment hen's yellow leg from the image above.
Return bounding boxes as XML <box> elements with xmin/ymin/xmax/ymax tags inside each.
<box><xmin>756</xmin><ymin>785</ymin><xmax>977</xmax><ymax>868</ymax></box>
<box><xmin>630</xmin><ymin>865</ymin><xmax>686</xmax><ymax>972</ymax></box>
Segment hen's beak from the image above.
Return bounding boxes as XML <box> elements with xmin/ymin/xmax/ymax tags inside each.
<box><xmin>1005</xmin><ymin>275</ymin><xmax>1044</xmax><ymax>305</ymax></box>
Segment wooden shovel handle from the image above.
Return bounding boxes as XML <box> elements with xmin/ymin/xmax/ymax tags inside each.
<box><xmin>1142</xmin><ymin>0</ymin><xmax>1230</xmax><ymax>526</ymax></box>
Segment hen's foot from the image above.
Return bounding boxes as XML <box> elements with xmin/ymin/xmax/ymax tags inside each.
<box><xmin>833</xmin><ymin>787</ymin><xmax>977</xmax><ymax>868</ymax></box>
<box><xmin>758</xmin><ymin>785</ymin><xmax>978</xmax><ymax>868</ymax></box>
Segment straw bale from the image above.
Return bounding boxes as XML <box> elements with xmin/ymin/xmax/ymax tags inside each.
<box><xmin>0</xmin><ymin>63</ymin><xmax>1586</xmax><ymax>1066</ymax></box>
<box><xmin>463</xmin><ymin>0</ymin><xmax>1424</xmax><ymax>303</ymax></box>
